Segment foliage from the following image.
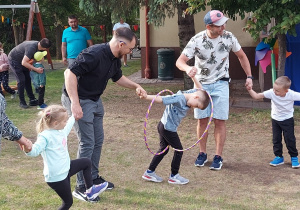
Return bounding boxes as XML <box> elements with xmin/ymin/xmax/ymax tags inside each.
<box><xmin>186</xmin><ymin>0</ymin><xmax>300</xmax><ymax>41</ymax></box>
<box><xmin>145</xmin><ymin>0</ymin><xmax>177</xmax><ymax>27</ymax></box>
<box><xmin>185</xmin><ymin>0</ymin><xmax>300</xmax><ymax>77</ymax></box>
<box><xmin>78</xmin><ymin>0</ymin><xmax>140</xmax><ymax>25</ymax></box>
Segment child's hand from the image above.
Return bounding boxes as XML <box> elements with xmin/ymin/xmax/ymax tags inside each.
<box><xmin>139</xmin><ymin>92</ymin><xmax>147</xmax><ymax>99</ymax></box>
<box><xmin>246</xmin><ymin>85</ymin><xmax>252</xmax><ymax>91</ymax></box>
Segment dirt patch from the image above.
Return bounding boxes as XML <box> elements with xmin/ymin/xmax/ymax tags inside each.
<box><xmin>100</xmin><ymin>83</ymin><xmax>300</xmax><ymax>209</ymax></box>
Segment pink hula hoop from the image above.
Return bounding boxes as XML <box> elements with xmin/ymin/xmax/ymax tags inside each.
<box><xmin>143</xmin><ymin>89</ymin><xmax>213</xmax><ymax>155</ymax></box>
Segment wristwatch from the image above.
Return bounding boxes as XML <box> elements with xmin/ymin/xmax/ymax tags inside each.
<box><xmin>247</xmin><ymin>76</ymin><xmax>254</xmax><ymax>79</ymax></box>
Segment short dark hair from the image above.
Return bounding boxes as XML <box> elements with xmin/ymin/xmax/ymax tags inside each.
<box><xmin>68</xmin><ymin>15</ymin><xmax>78</xmax><ymax>20</ymax></box>
<box><xmin>114</xmin><ymin>27</ymin><xmax>136</xmax><ymax>43</ymax></box>
<box><xmin>40</xmin><ymin>38</ymin><xmax>51</xmax><ymax>48</ymax></box>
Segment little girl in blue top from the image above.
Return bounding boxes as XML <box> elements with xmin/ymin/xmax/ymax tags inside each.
<box><xmin>23</xmin><ymin>105</ymin><xmax>108</xmax><ymax>209</ymax></box>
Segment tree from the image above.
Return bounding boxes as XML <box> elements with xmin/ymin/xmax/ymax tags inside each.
<box><xmin>186</xmin><ymin>0</ymin><xmax>300</xmax><ymax>77</ymax></box>
<box><xmin>79</xmin><ymin>0</ymin><xmax>196</xmax><ymax>89</ymax></box>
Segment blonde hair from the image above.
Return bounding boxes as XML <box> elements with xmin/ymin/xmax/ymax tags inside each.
<box><xmin>274</xmin><ymin>76</ymin><xmax>291</xmax><ymax>90</ymax></box>
<box><xmin>196</xmin><ymin>89</ymin><xmax>210</xmax><ymax>110</ymax></box>
<box><xmin>36</xmin><ymin>105</ymin><xmax>67</xmax><ymax>133</ymax></box>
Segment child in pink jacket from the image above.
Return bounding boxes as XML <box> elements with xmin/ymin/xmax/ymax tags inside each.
<box><xmin>0</xmin><ymin>42</ymin><xmax>17</xmax><ymax>98</ymax></box>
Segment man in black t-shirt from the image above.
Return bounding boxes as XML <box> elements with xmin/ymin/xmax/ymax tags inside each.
<box><xmin>8</xmin><ymin>38</ymin><xmax>51</xmax><ymax>109</ymax></box>
<box><xmin>62</xmin><ymin>27</ymin><xmax>146</xmax><ymax>202</ymax></box>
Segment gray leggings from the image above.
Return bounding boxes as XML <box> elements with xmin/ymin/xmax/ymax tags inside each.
<box><xmin>61</xmin><ymin>94</ymin><xmax>104</xmax><ymax>187</ymax></box>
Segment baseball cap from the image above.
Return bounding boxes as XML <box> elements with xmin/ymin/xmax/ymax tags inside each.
<box><xmin>204</xmin><ymin>10</ymin><xmax>229</xmax><ymax>26</ymax></box>
<box><xmin>34</xmin><ymin>51</ymin><xmax>47</xmax><ymax>61</ymax></box>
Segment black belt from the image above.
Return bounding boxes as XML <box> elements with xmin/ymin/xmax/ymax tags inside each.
<box><xmin>219</xmin><ymin>77</ymin><xmax>231</xmax><ymax>82</ymax></box>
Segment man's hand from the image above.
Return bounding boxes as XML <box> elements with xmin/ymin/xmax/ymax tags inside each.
<box><xmin>34</xmin><ymin>67</ymin><xmax>44</xmax><ymax>74</ymax></box>
<box><xmin>186</xmin><ymin>66</ymin><xmax>197</xmax><ymax>78</ymax></box>
<box><xmin>136</xmin><ymin>87</ymin><xmax>147</xmax><ymax>99</ymax></box>
<box><xmin>71</xmin><ymin>102</ymin><xmax>83</xmax><ymax>120</ymax></box>
<box><xmin>62</xmin><ymin>57</ymin><xmax>68</xmax><ymax>66</ymax></box>
<box><xmin>16</xmin><ymin>136</ymin><xmax>32</xmax><ymax>153</ymax></box>
<box><xmin>245</xmin><ymin>78</ymin><xmax>253</xmax><ymax>90</ymax></box>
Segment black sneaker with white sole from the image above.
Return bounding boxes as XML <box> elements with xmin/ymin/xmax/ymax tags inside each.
<box><xmin>72</xmin><ymin>185</ymin><xmax>100</xmax><ymax>202</ymax></box>
<box><xmin>93</xmin><ymin>175</ymin><xmax>114</xmax><ymax>190</ymax></box>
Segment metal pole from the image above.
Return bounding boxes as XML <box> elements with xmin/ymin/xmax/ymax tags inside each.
<box><xmin>0</xmin><ymin>5</ymin><xmax>31</xmax><ymax>9</ymax></box>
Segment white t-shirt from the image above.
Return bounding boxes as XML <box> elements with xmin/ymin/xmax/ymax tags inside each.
<box><xmin>113</xmin><ymin>22</ymin><xmax>130</xmax><ymax>31</ymax></box>
<box><xmin>182</xmin><ymin>30</ymin><xmax>241</xmax><ymax>84</ymax></box>
<box><xmin>264</xmin><ymin>89</ymin><xmax>300</xmax><ymax>121</ymax></box>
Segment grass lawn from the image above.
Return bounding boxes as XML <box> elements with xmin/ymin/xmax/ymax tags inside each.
<box><xmin>1</xmin><ymin>59</ymin><xmax>300</xmax><ymax>209</ymax></box>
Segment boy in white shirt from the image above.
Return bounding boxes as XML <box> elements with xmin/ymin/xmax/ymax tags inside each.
<box><xmin>248</xmin><ymin>76</ymin><xmax>300</xmax><ymax>168</ymax></box>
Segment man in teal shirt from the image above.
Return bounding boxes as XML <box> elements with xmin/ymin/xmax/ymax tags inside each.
<box><xmin>61</xmin><ymin>15</ymin><xmax>93</xmax><ymax>67</ymax></box>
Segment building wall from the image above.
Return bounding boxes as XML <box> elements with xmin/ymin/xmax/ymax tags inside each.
<box><xmin>139</xmin><ymin>7</ymin><xmax>259</xmax><ymax>79</ymax></box>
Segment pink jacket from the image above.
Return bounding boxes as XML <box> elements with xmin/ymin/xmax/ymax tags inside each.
<box><xmin>0</xmin><ymin>52</ymin><xmax>9</xmax><ymax>72</ymax></box>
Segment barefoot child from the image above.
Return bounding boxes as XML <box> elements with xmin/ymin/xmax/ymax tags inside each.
<box><xmin>141</xmin><ymin>76</ymin><xmax>210</xmax><ymax>184</ymax></box>
<box><xmin>247</xmin><ymin>76</ymin><xmax>300</xmax><ymax>168</ymax></box>
<box><xmin>23</xmin><ymin>105</ymin><xmax>108</xmax><ymax>209</ymax></box>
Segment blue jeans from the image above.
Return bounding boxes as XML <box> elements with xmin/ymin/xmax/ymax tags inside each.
<box><xmin>61</xmin><ymin>94</ymin><xmax>104</xmax><ymax>187</ymax></box>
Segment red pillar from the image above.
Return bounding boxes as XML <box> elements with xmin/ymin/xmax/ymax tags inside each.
<box><xmin>144</xmin><ymin>0</ymin><xmax>151</xmax><ymax>79</ymax></box>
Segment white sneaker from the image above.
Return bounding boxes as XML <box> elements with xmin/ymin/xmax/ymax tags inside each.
<box><xmin>168</xmin><ymin>173</ymin><xmax>189</xmax><ymax>185</ymax></box>
<box><xmin>11</xmin><ymin>90</ymin><xmax>18</xmax><ymax>99</ymax></box>
<box><xmin>142</xmin><ymin>170</ymin><xmax>163</xmax><ymax>182</ymax></box>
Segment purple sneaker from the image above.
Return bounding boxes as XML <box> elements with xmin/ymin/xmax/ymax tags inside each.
<box><xmin>85</xmin><ymin>182</ymin><xmax>108</xmax><ymax>200</ymax></box>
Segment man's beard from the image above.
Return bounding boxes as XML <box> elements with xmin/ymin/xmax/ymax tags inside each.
<box><xmin>71</xmin><ymin>25</ymin><xmax>78</xmax><ymax>30</ymax></box>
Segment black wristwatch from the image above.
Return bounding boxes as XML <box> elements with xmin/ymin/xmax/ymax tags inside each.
<box><xmin>247</xmin><ymin>76</ymin><xmax>254</xmax><ymax>79</ymax></box>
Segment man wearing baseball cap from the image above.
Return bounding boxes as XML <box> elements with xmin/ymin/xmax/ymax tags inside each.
<box><xmin>176</xmin><ymin>10</ymin><xmax>253</xmax><ymax>170</ymax></box>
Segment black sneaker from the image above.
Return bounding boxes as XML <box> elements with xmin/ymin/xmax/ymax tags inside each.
<box><xmin>93</xmin><ymin>175</ymin><xmax>114</xmax><ymax>190</ymax></box>
<box><xmin>29</xmin><ymin>99</ymin><xmax>38</xmax><ymax>106</ymax></box>
<box><xmin>72</xmin><ymin>185</ymin><xmax>100</xmax><ymax>203</ymax></box>
<box><xmin>20</xmin><ymin>103</ymin><xmax>29</xmax><ymax>109</ymax></box>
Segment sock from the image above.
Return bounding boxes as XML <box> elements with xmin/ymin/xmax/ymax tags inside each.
<box><xmin>86</xmin><ymin>185</ymin><xmax>93</xmax><ymax>193</ymax></box>
<box><xmin>171</xmin><ymin>173</ymin><xmax>176</xmax><ymax>177</ymax></box>
<box><xmin>147</xmin><ymin>169</ymin><xmax>153</xmax><ymax>173</ymax></box>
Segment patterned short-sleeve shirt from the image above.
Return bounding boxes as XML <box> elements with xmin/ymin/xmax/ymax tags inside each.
<box><xmin>182</xmin><ymin>30</ymin><xmax>241</xmax><ymax>84</ymax></box>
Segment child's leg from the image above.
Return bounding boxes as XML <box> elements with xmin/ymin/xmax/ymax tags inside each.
<box><xmin>38</xmin><ymin>86</ymin><xmax>45</xmax><ymax>105</ymax></box>
<box><xmin>1</xmin><ymin>71</ymin><xmax>15</xmax><ymax>95</ymax></box>
<box><xmin>69</xmin><ymin>158</ymin><xmax>93</xmax><ymax>189</ymax></box>
<box><xmin>157</xmin><ymin>123</ymin><xmax>183</xmax><ymax>175</ymax></box>
<box><xmin>148</xmin><ymin>122</ymin><xmax>170</xmax><ymax>171</ymax></box>
<box><xmin>282</xmin><ymin>118</ymin><xmax>298</xmax><ymax>157</ymax></box>
<box><xmin>272</xmin><ymin>119</ymin><xmax>284</xmax><ymax>157</ymax></box>
<box><xmin>47</xmin><ymin>177</ymin><xmax>73</xmax><ymax>210</ymax></box>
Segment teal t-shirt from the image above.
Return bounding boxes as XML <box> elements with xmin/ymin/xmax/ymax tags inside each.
<box><xmin>62</xmin><ymin>25</ymin><xmax>92</xmax><ymax>59</ymax></box>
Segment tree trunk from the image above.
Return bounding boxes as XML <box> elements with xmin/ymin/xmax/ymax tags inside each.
<box><xmin>177</xmin><ymin>2</ymin><xmax>195</xmax><ymax>90</ymax></box>
<box><xmin>55</xmin><ymin>25</ymin><xmax>63</xmax><ymax>59</ymax></box>
<box><xmin>12</xmin><ymin>25</ymin><xmax>25</xmax><ymax>46</ymax></box>
<box><xmin>12</xmin><ymin>25</ymin><xmax>19</xmax><ymax>46</ymax></box>
<box><xmin>277</xmin><ymin>33</ymin><xmax>286</xmax><ymax>77</ymax></box>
